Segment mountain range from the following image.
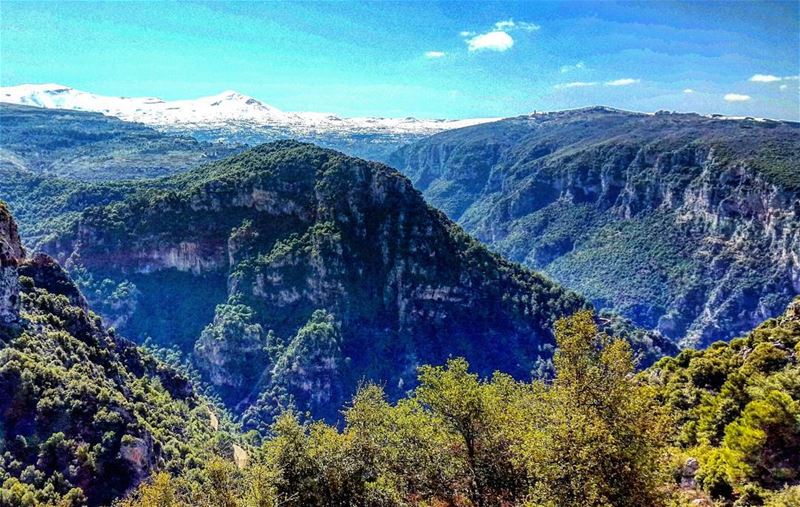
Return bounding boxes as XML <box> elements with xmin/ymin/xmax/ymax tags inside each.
<box><xmin>1</xmin><ymin>91</ymin><xmax>799</xmax><ymax>505</ymax></box>
<box><xmin>25</xmin><ymin>141</ymin><xmax>679</xmax><ymax>427</ymax></box>
<box><xmin>2</xmin><ymin>196</ymin><xmax>797</xmax><ymax>506</ymax></box>
<box><xmin>389</xmin><ymin>107</ymin><xmax>800</xmax><ymax>347</ymax></box>
<box><xmin>0</xmin><ymin>103</ymin><xmax>241</xmax><ymax>180</ymax></box>
<box><xmin>1</xmin><ymin>84</ymin><xmax>498</xmax><ymax>161</ymax></box>
<box><xmin>3</xmin><ymin>100</ymin><xmax>797</xmax><ymax>352</ymax></box>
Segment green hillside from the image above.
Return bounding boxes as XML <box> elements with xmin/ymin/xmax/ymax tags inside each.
<box><xmin>389</xmin><ymin>108</ymin><xmax>800</xmax><ymax>348</ymax></box>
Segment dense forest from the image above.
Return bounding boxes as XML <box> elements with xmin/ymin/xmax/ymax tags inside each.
<box><xmin>2</xmin><ymin>196</ymin><xmax>797</xmax><ymax>506</ymax></box>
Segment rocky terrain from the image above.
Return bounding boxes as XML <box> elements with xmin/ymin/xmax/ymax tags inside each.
<box><xmin>31</xmin><ymin>141</ymin><xmax>674</xmax><ymax>427</ymax></box>
<box><xmin>389</xmin><ymin>107</ymin><xmax>800</xmax><ymax>347</ymax></box>
<box><xmin>0</xmin><ymin>202</ymin><xmax>235</xmax><ymax>506</ymax></box>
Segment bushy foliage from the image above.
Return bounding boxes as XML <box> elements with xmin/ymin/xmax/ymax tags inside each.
<box><xmin>0</xmin><ymin>258</ymin><xmax>242</xmax><ymax>506</ymax></box>
<box><xmin>649</xmin><ymin>298</ymin><xmax>800</xmax><ymax>504</ymax></box>
<box><xmin>125</xmin><ymin>310</ymin><xmax>673</xmax><ymax>507</ymax></box>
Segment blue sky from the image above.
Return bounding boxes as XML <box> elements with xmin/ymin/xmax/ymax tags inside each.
<box><xmin>2</xmin><ymin>1</ymin><xmax>798</xmax><ymax>119</ymax></box>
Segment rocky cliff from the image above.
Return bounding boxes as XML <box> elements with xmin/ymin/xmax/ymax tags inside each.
<box><xmin>389</xmin><ymin>108</ymin><xmax>800</xmax><ymax>347</ymax></box>
<box><xmin>37</xmin><ymin>141</ymin><xmax>624</xmax><ymax>425</ymax></box>
<box><xmin>0</xmin><ymin>201</ymin><xmax>227</xmax><ymax>506</ymax></box>
<box><xmin>0</xmin><ymin>202</ymin><xmax>24</xmax><ymax>324</ymax></box>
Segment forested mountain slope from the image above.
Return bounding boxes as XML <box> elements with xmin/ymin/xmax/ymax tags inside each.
<box><xmin>389</xmin><ymin>107</ymin><xmax>800</xmax><ymax>348</ymax></box>
<box><xmin>0</xmin><ymin>202</ymin><xmax>239</xmax><ymax>506</ymax></box>
<box><xmin>0</xmin><ymin>103</ymin><xmax>240</xmax><ymax>181</ymax></box>
<box><xmin>120</xmin><ymin>298</ymin><xmax>800</xmax><ymax>507</ymax></box>
<box><xmin>2</xmin><ymin>198</ymin><xmax>795</xmax><ymax>507</ymax></box>
<box><xmin>29</xmin><ymin>141</ymin><xmax>674</xmax><ymax>427</ymax></box>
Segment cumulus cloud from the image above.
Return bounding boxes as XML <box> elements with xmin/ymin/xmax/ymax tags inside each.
<box><xmin>466</xmin><ymin>31</ymin><xmax>514</xmax><ymax>52</ymax></box>
<box><xmin>424</xmin><ymin>51</ymin><xmax>446</xmax><ymax>59</ymax></box>
<box><xmin>605</xmin><ymin>78</ymin><xmax>640</xmax><ymax>86</ymax></box>
<box><xmin>461</xmin><ymin>18</ymin><xmax>538</xmax><ymax>52</ymax></box>
<box><xmin>560</xmin><ymin>61</ymin><xmax>585</xmax><ymax>73</ymax></box>
<box><xmin>683</xmin><ymin>88</ymin><xmax>694</xmax><ymax>93</ymax></box>
<box><xmin>724</xmin><ymin>93</ymin><xmax>751</xmax><ymax>102</ymax></box>
<box><xmin>554</xmin><ymin>81</ymin><xmax>598</xmax><ymax>89</ymax></box>
<box><xmin>749</xmin><ymin>74</ymin><xmax>782</xmax><ymax>83</ymax></box>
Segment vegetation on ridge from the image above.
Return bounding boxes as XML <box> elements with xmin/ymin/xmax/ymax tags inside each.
<box><xmin>11</xmin><ymin>142</ymin><xmax>673</xmax><ymax>427</ymax></box>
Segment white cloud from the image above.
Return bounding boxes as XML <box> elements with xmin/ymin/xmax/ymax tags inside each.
<box><xmin>555</xmin><ymin>81</ymin><xmax>598</xmax><ymax>89</ymax></box>
<box><xmin>461</xmin><ymin>18</ymin><xmax>538</xmax><ymax>53</ymax></box>
<box><xmin>493</xmin><ymin>18</ymin><xmax>540</xmax><ymax>32</ymax></box>
<box><xmin>466</xmin><ymin>31</ymin><xmax>514</xmax><ymax>52</ymax></box>
<box><xmin>493</xmin><ymin>19</ymin><xmax>516</xmax><ymax>31</ymax></box>
<box><xmin>424</xmin><ymin>51</ymin><xmax>446</xmax><ymax>59</ymax></box>
<box><xmin>779</xmin><ymin>84</ymin><xmax>788</xmax><ymax>91</ymax></box>
<box><xmin>560</xmin><ymin>61</ymin><xmax>585</xmax><ymax>74</ymax></box>
<box><xmin>605</xmin><ymin>78</ymin><xmax>640</xmax><ymax>86</ymax></box>
<box><xmin>749</xmin><ymin>74</ymin><xmax>782</xmax><ymax>83</ymax></box>
<box><xmin>784</xmin><ymin>75</ymin><xmax>800</xmax><ymax>81</ymax></box>
<box><xmin>683</xmin><ymin>88</ymin><xmax>694</xmax><ymax>94</ymax></box>
<box><xmin>724</xmin><ymin>93</ymin><xmax>751</xmax><ymax>102</ymax></box>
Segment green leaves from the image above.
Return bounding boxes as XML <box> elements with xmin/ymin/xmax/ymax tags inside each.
<box><xmin>651</xmin><ymin>297</ymin><xmax>800</xmax><ymax>503</ymax></box>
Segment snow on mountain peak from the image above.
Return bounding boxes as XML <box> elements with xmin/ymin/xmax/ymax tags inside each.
<box><xmin>0</xmin><ymin>83</ymin><xmax>500</xmax><ymax>136</ymax></box>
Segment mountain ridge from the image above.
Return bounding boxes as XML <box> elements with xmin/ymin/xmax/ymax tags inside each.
<box><xmin>388</xmin><ymin>107</ymin><xmax>800</xmax><ymax>347</ymax></box>
<box><xmin>30</xmin><ymin>141</ymin><xmax>675</xmax><ymax>426</ymax></box>
<box><xmin>1</xmin><ymin>84</ymin><xmax>500</xmax><ymax>161</ymax></box>
<box><xmin>0</xmin><ymin>102</ymin><xmax>242</xmax><ymax>180</ymax></box>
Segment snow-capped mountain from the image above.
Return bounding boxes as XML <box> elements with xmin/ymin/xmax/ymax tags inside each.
<box><xmin>1</xmin><ymin>84</ymin><xmax>500</xmax><ymax>160</ymax></box>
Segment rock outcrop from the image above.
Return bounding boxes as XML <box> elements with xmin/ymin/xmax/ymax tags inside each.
<box><xmin>0</xmin><ymin>202</ymin><xmax>24</xmax><ymax>325</ymax></box>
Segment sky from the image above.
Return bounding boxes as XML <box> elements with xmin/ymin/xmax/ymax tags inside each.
<box><xmin>1</xmin><ymin>1</ymin><xmax>799</xmax><ymax>120</ymax></box>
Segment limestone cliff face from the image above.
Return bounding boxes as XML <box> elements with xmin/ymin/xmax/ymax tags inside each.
<box><xmin>389</xmin><ymin>108</ymin><xmax>800</xmax><ymax>347</ymax></box>
<box><xmin>0</xmin><ymin>202</ymin><xmax>24</xmax><ymax>324</ymax></box>
<box><xmin>39</xmin><ymin>141</ymin><xmax>590</xmax><ymax>424</ymax></box>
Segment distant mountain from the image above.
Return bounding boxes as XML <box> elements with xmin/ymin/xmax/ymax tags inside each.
<box><xmin>388</xmin><ymin>107</ymin><xmax>800</xmax><ymax>348</ymax></box>
<box><xmin>0</xmin><ymin>102</ymin><xmax>241</xmax><ymax>180</ymax></box>
<box><xmin>30</xmin><ymin>141</ymin><xmax>674</xmax><ymax>427</ymax></box>
<box><xmin>1</xmin><ymin>84</ymin><xmax>499</xmax><ymax>161</ymax></box>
